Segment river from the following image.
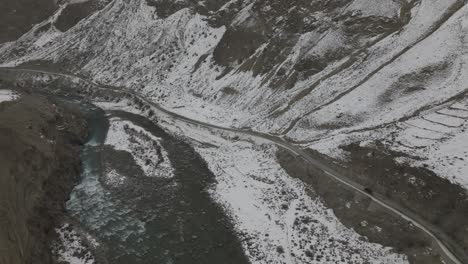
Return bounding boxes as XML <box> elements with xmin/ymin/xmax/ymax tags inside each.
<box><xmin>66</xmin><ymin>106</ymin><xmax>249</xmax><ymax>264</ymax></box>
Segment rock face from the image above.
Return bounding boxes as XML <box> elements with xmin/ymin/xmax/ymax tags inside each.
<box><xmin>0</xmin><ymin>91</ymin><xmax>87</xmax><ymax>264</ymax></box>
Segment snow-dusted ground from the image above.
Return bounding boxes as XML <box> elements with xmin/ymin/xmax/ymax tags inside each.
<box><xmin>171</xmin><ymin>120</ymin><xmax>408</xmax><ymax>264</ymax></box>
<box><xmin>1</xmin><ymin>0</ymin><xmax>465</xmax><ymax>192</ymax></box>
<box><xmin>284</xmin><ymin>3</ymin><xmax>468</xmax><ymax>190</ymax></box>
<box><xmin>103</xmin><ymin>169</ymin><xmax>126</xmax><ymax>187</ymax></box>
<box><xmin>388</xmin><ymin>99</ymin><xmax>468</xmax><ymax>188</ymax></box>
<box><xmin>99</xmin><ymin>101</ymin><xmax>407</xmax><ymax>264</ymax></box>
<box><xmin>104</xmin><ymin>116</ymin><xmax>174</xmax><ymax>180</ymax></box>
<box><xmin>0</xmin><ymin>0</ymin><xmax>467</xmax><ymax>261</ymax></box>
<box><xmin>95</xmin><ymin>100</ymin><xmax>142</xmax><ymax>115</ymax></box>
<box><xmin>0</xmin><ymin>90</ymin><xmax>19</xmax><ymax>103</ymax></box>
<box><xmin>53</xmin><ymin>224</ymin><xmax>97</xmax><ymax>264</ymax></box>
<box><xmin>345</xmin><ymin>0</ymin><xmax>402</xmax><ymax>18</ymax></box>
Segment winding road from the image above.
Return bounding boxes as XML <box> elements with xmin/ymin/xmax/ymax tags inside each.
<box><xmin>0</xmin><ymin>66</ymin><xmax>466</xmax><ymax>264</ymax></box>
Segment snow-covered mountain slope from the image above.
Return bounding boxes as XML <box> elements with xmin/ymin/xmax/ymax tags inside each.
<box><xmin>1</xmin><ymin>0</ymin><xmax>467</xmax><ymax>188</ymax></box>
<box><xmin>1</xmin><ymin>1</ymin><xmax>468</xmax><ymax>259</ymax></box>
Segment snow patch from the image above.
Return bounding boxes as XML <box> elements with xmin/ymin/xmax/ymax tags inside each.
<box><xmin>0</xmin><ymin>90</ymin><xmax>19</xmax><ymax>103</ymax></box>
<box><xmin>105</xmin><ymin>117</ymin><xmax>174</xmax><ymax>178</ymax></box>
<box><xmin>53</xmin><ymin>224</ymin><xmax>96</xmax><ymax>264</ymax></box>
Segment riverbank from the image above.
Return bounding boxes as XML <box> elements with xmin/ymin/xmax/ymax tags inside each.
<box><xmin>0</xmin><ymin>90</ymin><xmax>87</xmax><ymax>264</ymax></box>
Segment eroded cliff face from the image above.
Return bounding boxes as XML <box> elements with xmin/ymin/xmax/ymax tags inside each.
<box><xmin>0</xmin><ymin>89</ymin><xmax>87</xmax><ymax>264</ymax></box>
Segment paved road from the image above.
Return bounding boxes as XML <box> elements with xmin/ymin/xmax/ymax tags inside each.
<box><xmin>1</xmin><ymin>66</ymin><xmax>466</xmax><ymax>264</ymax></box>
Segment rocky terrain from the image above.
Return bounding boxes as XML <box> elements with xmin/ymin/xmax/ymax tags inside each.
<box><xmin>1</xmin><ymin>0</ymin><xmax>468</xmax><ymax>263</ymax></box>
<box><xmin>0</xmin><ymin>83</ymin><xmax>87</xmax><ymax>264</ymax></box>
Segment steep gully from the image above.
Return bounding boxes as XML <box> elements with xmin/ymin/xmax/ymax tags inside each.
<box><xmin>0</xmin><ymin>67</ymin><xmax>466</xmax><ymax>264</ymax></box>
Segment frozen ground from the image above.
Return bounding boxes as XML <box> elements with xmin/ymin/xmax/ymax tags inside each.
<box><xmin>0</xmin><ymin>0</ymin><xmax>465</xmax><ymax>193</ymax></box>
<box><xmin>171</xmin><ymin>120</ymin><xmax>408</xmax><ymax>264</ymax></box>
<box><xmin>53</xmin><ymin>224</ymin><xmax>97</xmax><ymax>264</ymax></box>
<box><xmin>0</xmin><ymin>0</ymin><xmax>467</xmax><ymax>262</ymax></box>
<box><xmin>104</xmin><ymin>116</ymin><xmax>174</xmax><ymax>180</ymax></box>
<box><xmin>100</xmin><ymin>101</ymin><xmax>407</xmax><ymax>264</ymax></box>
<box><xmin>389</xmin><ymin>99</ymin><xmax>468</xmax><ymax>188</ymax></box>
